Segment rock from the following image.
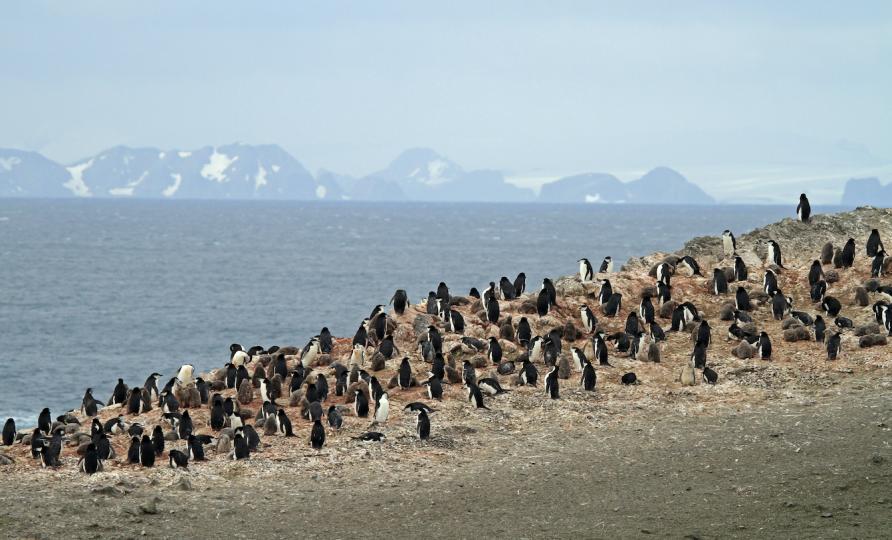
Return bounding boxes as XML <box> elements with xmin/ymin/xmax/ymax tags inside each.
<box><xmin>855</xmin><ymin>323</ymin><xmax>880</xmax><ymax>336</ymax></box>
<box><xmin>659</xmin><ymin>301</ymin><xmax>678</xmax><ymax>319</ymax></box>
<box><xmin>783</xmin><ymin>327</ymin><xmax>811</xmax><ymax>342</ymax></box>
<box><xmin>164</xmin><ymin>430</ymin><xmax>179</xmax><ymax>441</ymax></box>
<box><xmin>518</xmin><ymin>300</ymin><xmax>538</xmax><ymax>314</ymax></box>
<box><xmin>781</xmin><ymin>318</ymin><xmax>802</xmax><ymax>330</ymax></box>
<box><xmin>173</xmin><ymin>477</ymin><xmax>193</xmax><ymax>491</ymax></box>
<box><xmin>497</xmin><ymin>361</ymin><xmax>516</xmax><ymax>375</ymax></box>
<box><xmin>237</xmin><ymin>380</ymin><xmax>254</xmax><ymax>404</ymax></box>
<box><xmin>865</xmin><ymin>278</ymin><xmax>881</xmax><ymax>292</ymax></box>
<box><xmin>216</xmin><ymin>434</ymin><xmax>231</xmax><ymax>454</ymax></box>
<box><xmin>139</xmin><ymin>499</ymin><xmax>159</xmax><ymax>515</ymax></box>
<box><xmin>821</xmin><ymin>242</ymin><xmax>834</xmax><ymax>264</ymax></box>
<box><xmin>825</xmin><ymin>269</ymin><xmax>840</xmax><ymax>284</ymax></box>
<box><xmin>732</xmin><ymin>340</ymin><xmax>755</xmax><ymax>359</ymax></box>
<box><xmin>859</xmin><ymin>334</ymin><xmax>887</xmax><ymax>348</ymax></box>
<box><xmin>640</xmin><ymin>286</ymin><xmax>657</xmax><ymax>298</ymax></box>
<box><xmin>554</xmin><ymin>275</ymin><xmax>586</xmax><ymax>297</ymax></box>
<box><xmin>0</xmin><ymin>454</ymin><xmax>13</xmax><ymax>465</ymax></box>
<box><xmin>854</xmin><ymin>287</ymin><xmax>869</xmax><ymax>306</ymax></box>
<box><xmin>472</xmin><ymin>356</ymin><xmax>489</xmax><ymax>369</ymax></box>
<box><xmin>557</xmin><ymin>355</ymin><xmax>571</xmax><ymax>379</ymax></box>
<box><xmin>740</xmin><ymin>322</ymin><xmax>758</xmax><ymax>335</ymax></box>
<box><xmin>369</xmin><ymin>352</ymin><xmax>386</xmax><ymax>371</ymax></box>
<box><xmin>64</xmin><ymin>423</ymin><xmax>80</xmax><ymax>435</ymax></box>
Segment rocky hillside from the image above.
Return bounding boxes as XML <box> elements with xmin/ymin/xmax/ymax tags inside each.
<box><xmin>539</xmin><ymin>166</ymin><xmax>715</xmax><ymax>204</ymax></box>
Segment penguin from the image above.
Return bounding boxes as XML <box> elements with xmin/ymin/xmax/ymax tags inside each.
<box><xmin>416</xmin><ymin>410</ymin><xmax>431</xmax><ymax>440</ymax></box>
<box><xmin>232</xmin><ymin>428</ymin><xmax>249</xmax><ymax>460</ymax></box>
<box><xmin>542</xmin><ymin>337</ymin><xmax>559</xmax><ymax>366</ymax></box>
<box><xmin>602</xmin><ymin>293</ymin><xmax>622</xmax><ymax>317</ymax></box>
<box><xmin>771</xmin><ymin>291</ymin><xmax>788</xmax><ymax>320</ymax></box>
<box><xmin>839</xmin><ymin>238</ymin><xmax>856</xmax><ymax>268</ymax></box>
<box><xmin>580</xmin><ymin>361</ymin><xmax>596</xmax><ymax>391</ymax></box>
<box><xmin>763</xmin><ymin>270</ymin><xmax>779</xmax><ymax>295</ymax></box>
<box><xmin>814</xmin><ymin>315</ymin><xmax>826</xmax><ymax>343</ymax></box>
<box><xmin>315</xmin><ymin>373</ymin><xmax>330</xmax><ymax>402</ymax></box>
<box><xmin>310</xmin><ymin>419</ymin><xmax>325</xmax><ymax>450</ymax></box>
<box><xmin>514</xmin><ymin>273</ymin><xmax>526</xmax><ymax>295</ymax></box>
<box><xmin>430</xmin><ymin>352</ymin><xmax>445</xmax><ymax>380</ymax></box>
<box><xmin>487</xmin><ymin>337</ymin><xmax>503</xmax><ymax>365</ymax></box>
<box><xmin>791</xmin><ymin>311</ymin><xmax>814</xmax><ymax>326</ymax></box>
<box><xmin>354</xmin><ymin>432</ymin><xmax>386</xmax><ymax>442</ymax></box>
<box><xmin>230</xmin><ymin>344</ymin><xmax>249</xmax><ymax>366</ymax></box>
<box><xmin>353</xmin><ymin>320</ymin><xmax>369</xmax><ymax>348</ymax></box>
<box><xmin>807</xmin><ymin>260</ymin><xmax>824</xmax><ymax>287</ymax></box>
<box><xmin>397</xmin><ymin>357</ymin><xmax>413</xmax><ymax>389</ymax></box>
<box><xmin>373</xmin><ymin>392</ymin><xmax>390</xmax><ymax>424</ymax></box>
<box><xmin>821</xmin><ymin>296</ymin><xmax>842</xmax><ymax>317</ymax></box>
<box><xmin>691</xmin><ymin>343</ymin><xmax>707</xmax><ymax>370</ymax></box>
<box><xmin>427</xmin><ymin>325</ymin><xmax>443</xmax><ymax>353</ymax></box>
<box><xmin>390</xmin><ymin>289</ymin><xmax>409</xmax><ymax>315</ymax></box>
<box><xmin>80</xmin><ymin>388</ymin><xmax>101</xmax><ymax>417</ymax></box>
<box><xmin>335</xmin><ymin>369</ymin><xmax>349</xmax><ymax>397</ymax></box>
<box><xmin>467</xmin><ymin>382</ymin><xmax>489</xmax><ymax>409</ymax></box>
<box><xmin>757</xmin><ymin>332</ymin><xmax>772</xmax><ymax>360</ymax></box>
<box><xmin>624</xmin><ymin>312</ymin><xmax>641</xmax><ymax>336</ymax></box>
<box><xmin>144</xmin><ymin>373</ymin><xmax>162</xmax><ymax>402</ymax></box>
<box><xmin>209</xmin><ymin>397</ymin><xmax>225</xmax><ymax>431</ymax></box>
<box><xmin>579</xmin><ymin>258</ymin><xmax>594</xmax><ymax>282</ymax></box>
<box><xmin>679</xmin><ymin>363</ymin><xmax>696</xmax><ymax>386</ymax></box>
<box><xmin>127</xmin><ymin>435</ymin><xmax>141</xmax><ymax>464</ymax></box>
<box><xmin>305</xmin><ymin>399</ymin><xmax>324</xmax><ymax>423</ymax></box>
<box><xmin>276</xmin><ymin>409</ymin><xmax>294</xmax><ymax>437</ymax></box>
<box><xmin>2</xmin><ymin>418</ymin><xmax>15</xmax><ymax>446</ymax></box>
<box><xmin>327</xmin><ymin>405</ymin><xmax>343</xmax><ymax>429</ymax></box>
<box><xmin>639</xmin><ymin>296</ymin><xmax>655</xmax><ymax>324</ymax></box>
<box><xmin>79</xmin><ymin>443</ymin><xmax>103</xmax><ymax>474</ymax></box>
<box><xmin>766</xmin><ymin>240</ymin><xmax>784</xmax><ymax>268</ymax></box>
<box><xmin>160</xmin><ymin>391</ymin><xmax>179</xmax><ymax>414</ymax></box>
<box><xmin>260</xmin><ymin>400</ymin><xmax>277</xmax><ymax>422</ymax></box>
<box><xmin>593</xmin><ymin>333</ymin><xmax>611</xmax><ymax>366</ymax></box>
<box><xmin>810</xmin><ymin>279</ymin><xmax>827</xmax><ymax>302</ymax></box>
<box><xmin>516</xmin><ymin>359</ymin><xmax>537</xmax><ymax>387</ymax></box>
<box><xmin>649</xmin><ymin>322</ymin><xmax>666</xmax><ymax>342</ymax></box>
<box><xmin>169</xmin><ymin>449</ymin><xmax>189</xmax><ymax>469</ymax></box>
<box><xmin>139</xmin><ymin>434</ymin><xmax>155</xmax><ymax>467</ymax></box>
<box><xmin>536</xmin><ymin>289</ymin><xmax>550</xmax><ymax>317</ymax></box>
<box><xmin>722</xmin><ymin>230</ymin><xmax>737</xmax><ymax>257</ymax></box>
<box><xmin>483</xmin><ymin>282</ymin><xmax>497</xmax><ymax>305</ymax></box>
<box><xmin>670</xmin><ymin>304</ymin><xmax>686</xmax><ymax>332</ymax></box>
<box><xmin>826</xmin><ymin>332</ymin><xmax>841</xmax><ymax>360</ymax></box>
<box><xmin>448</xmin><ymin>309</ymin><xmax>465</xmax><ymax>333</ymax></box>
<box><xmin>681</xmin><ymin>302</ymin><xmax>700</xmax><ymax>324</ymax></box>
<box><xmin>377</xmin><ymin>334</ymin><xmax>397</xmax><ymax>360</ymax></box>
<box><xmin>598</xmin><ymin>279</ymin><xmax>613</xmax><ymax>305</ymax></box>
<box><xmin>301</xmin><ymin>337</ymin><xmax>322</xmax><ymax>368</ymax></box>
<box><xmin>570</xmin><ymin>347</ymin><xmax>587</xmax><ymax>372</ymax></box>
<box><xmin>477</xmin><ymin>377</ymin><xmax>508</xmax><ymax>395</ymax></box>
<box><xmin>621</xmin><ymin>372</ymin><xmax>638</xmax><ymax>385</ymax></box>
<box><xmin>500</xmin><ymin>276</ymin><xmax>517</xmax><ymax>300</ymax></box>
<box><xmin>462</xmin><ymin>360</ymin><xmax>477</xmax><ymax>387</ymax></box>
<box><xmin>867</xmin><ymin>229</ymin><xmax>884</xmax><ymax>257</ymax></box>
<box><xmin>36</xmin><ymin>408</ymin><xmax>52</xmax><ymax>436</ymax></box>
<box><xmin>109</xmin><ymin>378</ymin><xmax>128</xmax><ymax>406</ymax></box>
<box><xmin>655</xmin><ymin>262</ymin><xmax>672</xmax><ymax>285</ymax></box>
<box><xmin>150</xmin><ymin>425</ymin><xmax>164</xmax><ymax>456</ymax></box>
<box><xmin>599</xmin><ymin>256</ymin><xmax>613</xmax><ymax>273</ymax></box>
<box><xmin>797</xmin><ymin>193</ymin><xmax>811</xmax><ymax>223</ymax></box>
<box><xmin>733</xmin><ymin>256</ymin><xmax>748</xmax><ymax>281</ymax></box>
<box><xmin>195</xmin><ymin>377</ymin><xmax>210</xmax><ymax>404</ymax></box>
<box><xmin>696</xmin><ymin>320</ymin><xmax>711</xmax><ymax>348</ymax></box>
<box><xmin>482</xmin><ymin>297</ymin><xmax>499</xmax><ymax>325</ymax></box>
<box><xmin>702</xmin><ymin>366</ymin><xmax>718</xmax><ymax>384</ymax></box>
<box><xmin>517</xmin><ymin>317</ymin><xmax>532</xmax><ymax>346</ymax></box>
<box><xmin>187</xmin><ymin>434</ymin><xmax>206</xmax><ymax>461</ymax></box>
<box><xmin>735</xmin><ymin>287</ymin><xmax>752</xmax><ymax>311</ymax></box>
<box><xmin>580</xmin><ymin>305</ymin><xmax>598</xmax><ymax>333</ymax></box>
<box><xmin>835</xmin><ymin>317</ymin><xmax>854</xmax><ymax>329</ymax></box>
<box><xmin>435</xmin><ymin>281</ymin><xmax>450</xmax><ymax>303</ymax></box>
<box><xmin>678</xmin><ymin>255</ymin><xmax>701</xmax><ymax>276</ymax></box>
<box><xmin>872</xmin><ymin>250</ymin><xmax>887</xmax><ymax>278</ymax></box>
<box><xmin>29</xmin><ymin>428</ymin><xmax>44</xmax><ymax>458</ymax></box>
<box><xmin>656</xmin><ymin>281</ymin><xmax>672</xmax><ymax>305</ymax></box>
<box><xmin>873</xmin><ymin>301</ymin><xmax>889</xmax><ymax>325</ymax></box>
<box><xmin>424</xmin><ymin>376</ymin><xmax>443</xmax><ymax>400</ymax></box>
<box><xmin>544</xmin><ymin>365</ymin><xmax>560</xmax><ymax>399</ymax></box>
<box><xmin>712</xmin><ymin>268</ymin><xmax>728</xmax><ymax>295</ymax></box>
<box><xmin>38</xmin><ymin>429</ymin><xmax>63</xmax><ymax>468</ymax></box>
<box><xmin>354</xmin><ymin>389</ymin><xmax>369</xmax><ymax>418</ymax></box>
<box><xmin>542</xmin><ymin>278</ymin><xmax>558</xmax><ymax>307</ymax></box>
<box><xmin>176</xmin><ymin>364</ymin><xmax>195</xmax><ymax>388</ymax></box>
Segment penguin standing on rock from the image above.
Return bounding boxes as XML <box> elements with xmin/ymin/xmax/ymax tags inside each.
<box><xmin>373</xmin><ymin>392</ymin><xmax>390</xmax><ymax>424</ymax></box>
<box><xmin>814</xmin><ymin>316</ymin><xmax>827</xmax><ymax>343</ymax></box>
<box><xmin>713</xmin><ymin>268</ymin><xmax>728</xmax><ymax>295</ymax></box>
<box><xmin>734</xmin><ymin>256</ymin><xmax>748</xmax><ymax>281</ymax></box>
<box><xmin>416</xmin><ymin>409</ymin><xmax>431</xmax><ymax>440</ymax></box>
<box><xmin>544</xmin><ymin>365</ymin><xmax>560</xmax><ymax>399</ymax></box>
<box><xmin>678</xmin><ymin>256</ymin><xmax>702</xmax><ymax>276</ymax></box>
<box><xmin>500</xmin><ymin>277</ymin><xmax>516</xmax><ymax>300</ymax></box>
<box><xmin>871</xmin><ymin>250</ymin><xmax>887</xmax><ymax>278</ymax></box>
<box><xmin>514</xmin><ymin>272</ymin><xmax>526</xmax><ymax>295</ymax></box>
<box><xmin>109</xmin><ymin>378</ymin><xmax>128</xmax><ymax>406</ymax></box>
<box><xmin>310</xmin><ymin>419</ymin><xmax>325</xmax><ymax>450</ymax></box>
<box><xmin>424</xmin><ymin>376</ymin><xmax>443</xmax><ymax>400</ymax></box>
<box><xmin>702</xmin><ymin>366</ymin><xmax>719</xmax><ymax>384</ymax></box>
<box><xmin>579</xmin><ymin>258</ymin><xmax>594</xmax><ymax>282</ymax></box>
<box><xmin>735</xmin><ymin>287</ymin><xmax>751</xmax><ymax>311</ymax></box>
<box><xmin>867</xmin><ymin>229</ymin><xmax>884</xmax><ymax>257</ymax></box>
<box><xmin>536</xmin><ymin>289</ymin><xmax>550</xmax><ymax>317</ymax></box>
<box><xmin>2</xmin><ymin>418</ymin><xmax>15</xmax><ymax>446</ymax></box>
<box><xmin>639</xmin><ymin>296</ymin><xmax>655</xmax><ymax>324</ymax></box>
<box><xmin>79</xmin><ymin>443</ymin><xmax>103</xmax><ymax>474</ymax></box>
<box><xmin>766</xmin><ymin>240</ymin><xmax>784</xmax><ymax>268</ymax></box>
<box><xmin>757</xmin><ymin>332</ymin><xmax>772</xmax><ymax>360</ymax></box>
<box><xmin>520</xmin><ymin>359</ymin><xmax>539</xmax><ymax>386</ymax></box>
<box><xmin>398</xmin><ymin>357</ymin><xmax>413</xmax><ymax>389</ymax></box>
<box><xmin>486</xmin><ymin>297</ymin><xmax>500</xmax><ymax>324</ymax></box>
<box><xmin>467</xmin><ymin>382</ymin><xmax>489</xmax><ymax>410</ymax></box>
<box><xmin>722</xmin><ymin>230</ymin><xmax>737</xmax><ymax>257</ymax></box>
<box><xmin>580</xmin><ymin>305</ymin><xmax>597</xmax><ymax>333</ymax></box>
<box><xmin>390</xmin><ymin>289</ymin><xmax>409</xmax><ymax>315</ymax></box>
<box><xmin>603</xmin><ymin>293</ymin><xmax>622</xmax><ymax>317</ymax></box>
<box><xmin>599</xmin><ymin>256</ymin><xmax>613</xmax><ymax>273</ymax></box>
<box><xmin>840</xmin><ymin>238</ymin><xmax>856</xmax><ymax>268</ymax></box>
<box><xmin>139</xmin><ymin>435</ymin><xmax>155</xmax><ymax>467</ymax></box>
<box><xmin>276</xmin><ymin>409</ymin><xmax>294</xmax><ymax>437</ymax></box>
<box><xmin>581</xmin><ymin>361</ymin><xmax>596</xmax><ymax>391</ymax></box>
<box><xmin>657</xmin><ymin>281</ymin><xmax>672</xmax><ymax>305</ymax></box>
<box><xmin>826</xmin><ymin>332</ymin><xmax>841</xmax><ymax>360</ymax></box>
<box><xmin>487</xmin><ymin>337</ymin><xmax>502</xmax><ymax>365</ymax></box>
<box><xmin>797</xmin><ymin>193</ymin><xmax>811</xmax><ymax>223</ymax></box>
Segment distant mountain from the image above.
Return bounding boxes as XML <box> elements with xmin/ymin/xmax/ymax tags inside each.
<box><xmin>539</xmin><ymin>167</ymin><xmax>714</xmax><ymax>204</ymax></box>
<box><xmin>1</xmin><ymin>144</ymin><xmax>339</xmax><ymax>200</ymax></box>
<box><xmin>841</xmin><ymin>177</ymin><xmax>889</xmax><ymax>207</ymax></box>
<box><xmin>348</xmin><ymin>148</ymin><xmax>535</xmax><ymax>202</ymax></box>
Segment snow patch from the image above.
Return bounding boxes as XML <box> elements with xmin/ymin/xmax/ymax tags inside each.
<box><xmin>0</xmin><ymin>157</ymin><xmax>21</xmax><ymax>171</ymax></box>
<box><xmin>271</xmin><ymin>165</ymin><xmax>280</xmax><ymax>173</ymax></box>
<box><xmin>64</xmin><ymin>159</ymin><xmax>94</xmax><ymax>197</ymax></box>
<box><xmin>200</xmin><ymin>149</ymin><xmax>238</xmax><ymax>182</ymax></box>
<box><xmin>158</xmin><ymin>152</ymin><xmax>166</xmax><ymax>159</ymax></box>
<box><xmin>163</xmin><ymin>174</ymin><xmax>182</xmax><ymax>197</ymax></box>
<box><xmin>177</xmin><ymin>151</ymin><xmax>192</xmax><ymax>158</ymax></box>
<box><xmin>584</xmin><ymin>193</ymin><xmax>601</xmax><ymax>203</ymax></box>
<box><xmin>254</xmin><ymin>166</ymin><xmax>268</xmax><ymax>190</ymax></box>
<box><xmin>108</xmin><ymin>171</ymin><xmax>149</xmax><ymax>197</ymax></box>
<box><xmin>420</xmin><ymin>160</ymin><xmax>451</xmax><ymax>186</ymax></box>
<box><xmin>315</xmin><ymin>185</ymin><xmax>327</xmax><ymax>199</ymax></box>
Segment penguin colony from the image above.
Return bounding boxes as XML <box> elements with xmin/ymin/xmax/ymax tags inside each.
<box><xmin>1</xmin><ymin>195</ymin><xmax>889</xmax><ymax>473</ymax></box>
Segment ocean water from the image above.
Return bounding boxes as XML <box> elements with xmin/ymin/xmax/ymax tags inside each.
<box><xmin>1</xmin><ymin>199</ymin><xmax>803</xmax><ymax>425</ymax></box>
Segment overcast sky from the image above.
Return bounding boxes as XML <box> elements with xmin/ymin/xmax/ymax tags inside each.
<box><xmin>1</xmin><ymin>1</ymin><xmax>890</xmax><ymax>188</ymax></box>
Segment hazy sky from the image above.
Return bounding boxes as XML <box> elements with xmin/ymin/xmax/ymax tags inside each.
<box><xmin>2</xmin><ymin>1</ymin><xmax>890</xmax><ymax>184</ymax></box>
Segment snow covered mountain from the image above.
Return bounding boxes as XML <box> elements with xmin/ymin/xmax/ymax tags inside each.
<box><xmin>1</xmin><ymin>144</ymin><xmax>340</xmax><ymax>200</ymax></box>
<box><xmin>539</xmin><ymin>167</ymin><xmax>715</xmax><ymax>204</ymax></box>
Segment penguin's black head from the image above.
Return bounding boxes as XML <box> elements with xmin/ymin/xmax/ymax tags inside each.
<box><xmin>230</xmin><ymin>344</ymin><xmax>243</xmax><ymax>353</ymax></box>
<box><xmin>800</xmin><ymin>193</ymin><xmax>807</xmax><ymax>199</ymax></box>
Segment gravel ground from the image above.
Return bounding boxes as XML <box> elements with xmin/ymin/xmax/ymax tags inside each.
<box><xmin>1</xmin><ymin>375</ymin><xmax>889</xmax><ymax>539</ymax></box>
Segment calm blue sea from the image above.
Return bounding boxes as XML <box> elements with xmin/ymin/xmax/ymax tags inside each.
<box><xmin>1</xmin><ymin>199</ymin><xmax>812</xmax><ymax>425</ymax></box>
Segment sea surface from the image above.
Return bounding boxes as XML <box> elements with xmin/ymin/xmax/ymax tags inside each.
<box><xmin>1</xmin><ymin>199</ymin><xmax>822</xmax><ymax>425</ymax></box>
